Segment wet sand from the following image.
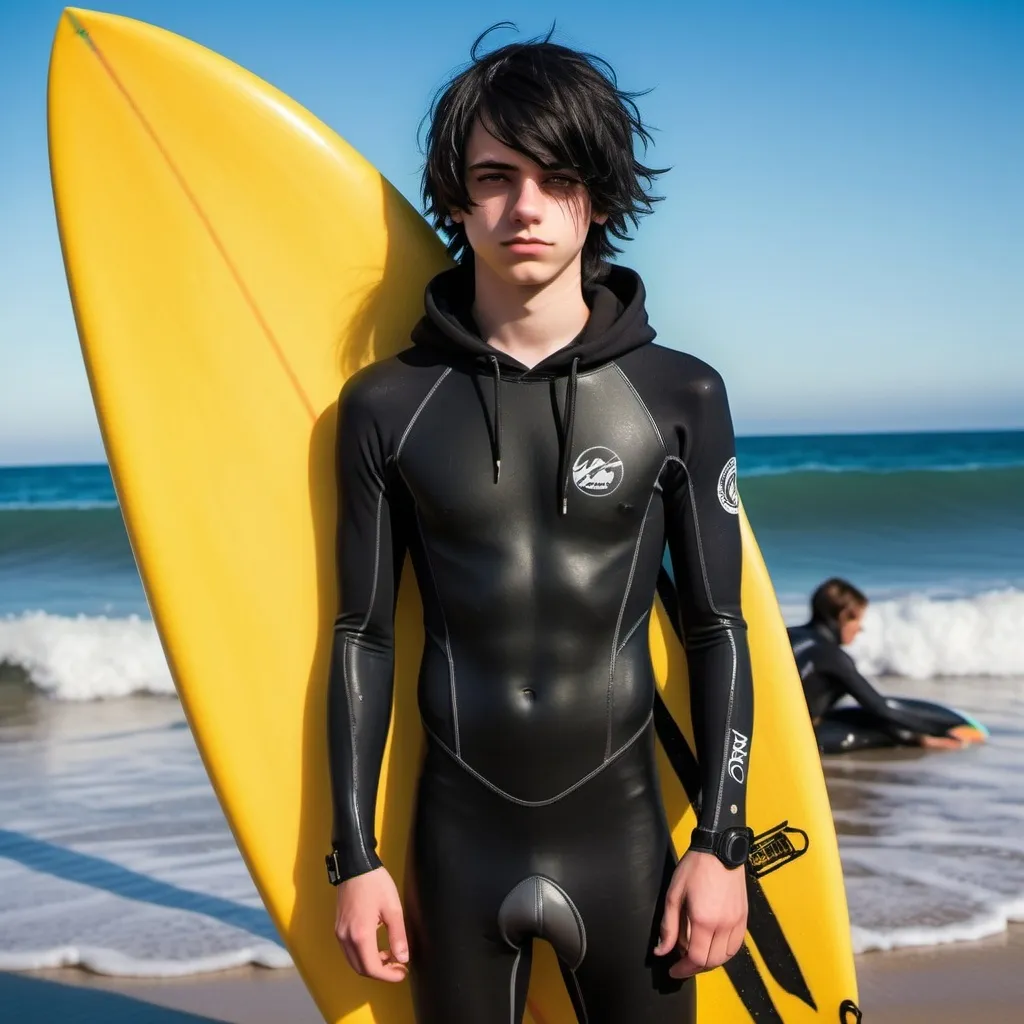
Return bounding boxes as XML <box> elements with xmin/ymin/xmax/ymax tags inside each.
<box><xmin>853</xmin><ymin>923</ymin><xmax>1024</xmax><ymax>1023</ymax></box>
<box><xmin>5</xmin><ymin>924</ymin><xmax>1022</xmax><ymax>1022</ymax></box>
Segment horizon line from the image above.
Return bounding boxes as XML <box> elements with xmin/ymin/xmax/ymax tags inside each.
<box><xmin>2</xmin><ymin>424</ymin><xmax>1023</xmax><ymax>471</ymax></box>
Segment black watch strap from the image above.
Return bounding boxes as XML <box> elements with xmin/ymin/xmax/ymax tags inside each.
<box><xmin>689</xmin><ymin>826</ymin><xmax>753</xmax><ymax>869</ymax></box>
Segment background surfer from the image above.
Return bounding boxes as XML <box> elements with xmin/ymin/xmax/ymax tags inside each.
<box><xmin>326</xmin><ymin>26</ymin><xmax>755</xmax><ymax>1022</ymax></box>
<box><xmin>788</xmin><ymin>578</ymin><xmax>966</xmax><ymax>750</ymax></box>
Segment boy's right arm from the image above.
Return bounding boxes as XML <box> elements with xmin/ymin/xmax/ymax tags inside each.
<box><xmin>326</xmin><ymin>380</ymin><xmax>410</xmax><ymax>979</ymax></box>
<box><xmin>826</xmin><ymin>648</ymin><xmax>949</xmax><ymax>741</ymax></box>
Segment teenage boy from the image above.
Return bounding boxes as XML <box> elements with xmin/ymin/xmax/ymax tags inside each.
<box><xmin>790</xmin><ymin>578</ymin><xmax>966</xmax><ymax>750</ymax></box>
<box><xmin>326</xmin><ymin>31</ymin><xmax>754</xmax><ymax>1024</ymax></box>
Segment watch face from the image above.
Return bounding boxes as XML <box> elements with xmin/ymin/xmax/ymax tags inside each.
<box><xmin>722</xmin><ymin>830</ymin><xmax>751</xmax><ymax>867</ymax></box>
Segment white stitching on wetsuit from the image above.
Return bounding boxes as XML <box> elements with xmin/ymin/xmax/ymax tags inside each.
<box><xmin>357</xmin><ymin>489</ymin><xmax>385</xmax><ymax>633</ymax></box>
<box><xmin>616</xmin><ymin>610</ymin><xmax>649</xmax><ymax>654</ymax></box>
<box><xmin>396</xmin><ymin>366</ymin><xmax>451</xmax><ymax>459</ymax></box>
<box><xmin>662</xmin><ymin>455</ymin><xmax>723</xmax><ymax>618</ymax></box>
<box><xmin>558</xmin><ymin>884</ymin><xmax>588</xmax><ymax>970</ymax></box>
<box><xmin>611</xmin><ymin>362</ymin><xmax>667</xmax><ymax>453</ymax></box>
<box><xmin>499</xmin><ymin>876</ymin><xmax>589</xmax><ymax>971</ymax></box>
<box><xmin>603</xmin><ymin>362</ymin><xmax>670</xmax><ymax>758</ymax></box>
<box><xmin>606</xmin><ymin>489</ymin><xmax>656</xmax><ymax>760</ymax></box>
<box><xmin>508</xmin><ymin>947</ymin><xmax>522</xmax><ymax>1024</ymax></box>
<box><xmin>536</xmin><ymin>877</ymin><xmax>542</xmax><ymax>944</ymax></box>
<box><xmin>712</xmin><ymin>630</ymin><xmax>739</xmax><ymax>829</ymax></box>
<box><xmin>662</xmin><ymin>454</ymin><xmax>740</xmax><ymax>829</ymax></box>
<box><xmin>339</xmin><ymin>423</ymin><xmax>392</xmax><ymax>868</ymax></box>
<box><xmin>571</xmin><ymin>970</ymin><xmax>590</xmax><ymax>1024</ymax></box>
<box><xmin>389</xmin><ymin>367</ymin><xmax>459</xmax><ymax>754</ymax></box>
<box><xmin>422</xmin><ymin>710</ymin><xmax>653</xmax><ymax>807</ymax></box>
<box><xmin>341</xmin><ymin>637</ymin><xmax>371</xmax><ymax>868</ymax></box>
<box><xmin>342</xmin><ymin>474</ymin><xmax>385</xmax><ymax>851</ymax></box>
<box><xmin>412</xmin><ymin>503</ymin><xmax>461</xmax><ymax>758</ymax></box>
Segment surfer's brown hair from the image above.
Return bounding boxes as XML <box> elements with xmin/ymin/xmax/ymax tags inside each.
<box><xmin>811</xmin><ymin>578</ymin><xmax>869</xmax><ymax>626</ymax></box>
<box><xmin>420</xmin><ymin>23</ymin><xmax>667</xmax><ymax>283</ymax></box>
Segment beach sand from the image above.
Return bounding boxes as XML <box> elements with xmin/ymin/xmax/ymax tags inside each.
<box><xmin>4</xmin><ymin>925</ymin><xmax>1022</xmax><ymax>1023</ymax></box>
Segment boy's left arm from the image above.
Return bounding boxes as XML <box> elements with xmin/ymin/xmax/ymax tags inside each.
<box><xmin>653</xmin><ymin>363</ymin><xmax>754</xmax><ymax>978</ymax></box>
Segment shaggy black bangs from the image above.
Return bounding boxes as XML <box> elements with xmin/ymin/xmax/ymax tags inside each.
<box><xmin>421</xmin><ymin>24</ymin><xmax>667</xmax><ymax>281</ymax></box>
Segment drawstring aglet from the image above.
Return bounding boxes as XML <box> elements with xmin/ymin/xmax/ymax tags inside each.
<box><xmin>489</xmin><ymin>355</ymin><xmax>503</xmax><ymax>487</ymax></box>
<box><xmin>561</xmin><ymin>498</ymin><xmax>567</xmax><ymax>516</ymax></box>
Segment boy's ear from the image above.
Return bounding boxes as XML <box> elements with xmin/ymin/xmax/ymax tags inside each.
<box><xmin>591</xmin><ymin>210</ymin><xmax>609</xmax><ymax>226</ymax></box>
<box><xmin>450</xmin><ymin>208</ymin><xmax>465</xmax><ymax>224</ymax></box>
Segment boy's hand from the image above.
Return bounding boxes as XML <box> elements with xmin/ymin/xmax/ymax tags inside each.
<box><xmin>918</xmin><ymin>733</ymin><xmax>967</xmax><ymax>750</ymax></box>
<box><xmin>334</xmin><ymin>866</ymin><xmax>409</xmax><ymax>982</ymax></box>
<box><xmin>654</xmin><ymin>850</ymin><xmax>748</xmax><ymax>979</ymax></box>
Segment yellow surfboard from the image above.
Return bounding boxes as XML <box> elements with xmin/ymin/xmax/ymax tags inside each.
<box><xmin>48</xmin><ymin>8</ymin><xmax>859</xmax><ymax>1022</ymax></box>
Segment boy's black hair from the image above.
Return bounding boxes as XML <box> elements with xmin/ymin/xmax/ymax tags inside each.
<box><xmin>420</xmin><ymin>23</ymin><xmax>667</xmax><ymax>283</ymax></box>
<box><xmin>811</xmin><ymin>578</ymin><xmax>869</xmax><ymax>627</ymax></box>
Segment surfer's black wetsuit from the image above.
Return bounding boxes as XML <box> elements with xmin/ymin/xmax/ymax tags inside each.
<box><xmin>788</xmin><ymin>618</ymin><xmax>935</xmax><ymax>739</ymax></box>
<box><xmin>326</xmin><ymin>264</ymin><xmax>754</xmax><ymax>1024</ymax></box>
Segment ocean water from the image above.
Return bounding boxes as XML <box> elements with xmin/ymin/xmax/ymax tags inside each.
<box><xmin>0</xmin><ymin>430</ymin><xmax>1022</xmax><ymax>976</ymax></box>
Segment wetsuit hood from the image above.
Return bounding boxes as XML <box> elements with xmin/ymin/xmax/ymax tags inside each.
<box><xmin>808</xmin><ymin>616</ymin><xmax>842</xmax><ymax>646</ymax></box>
<box><xmin>411</xmin><ymin>262</ymin><xmax>656</xmax><ymax>372</ymax></box>
<box><xmin>410</xmin><ymin>263</ymin><xmax>657</xmax><ymax>514</ymax></box>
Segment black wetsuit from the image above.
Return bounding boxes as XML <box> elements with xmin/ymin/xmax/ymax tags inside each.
<box><xmin>327</xmin><ymin>264</ymin><xmax>754</xmax><ymax>1024</ymax></box>
<box><xmin>788</xmin><ymin>618</ymin><xmax>935</xmax><ymax>739</ymax></box>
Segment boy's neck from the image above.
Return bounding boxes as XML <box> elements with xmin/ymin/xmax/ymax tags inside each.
<box><xmin>471</xmin><ymin>258</ymin><xmax>592</xmax><ymax>370</ymax></box>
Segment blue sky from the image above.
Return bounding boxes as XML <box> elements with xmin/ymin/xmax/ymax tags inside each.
<box><xmin>1</xmin><ymin>0</ymin><xmax>1022</xmax><ymax>464</ymax></box>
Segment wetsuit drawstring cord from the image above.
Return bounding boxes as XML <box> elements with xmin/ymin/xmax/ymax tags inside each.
<box><xmin>490</xmin><ymin>355</ymin><xmax>502</xmax><ymax>483</ymax></box>
<box><xmin>558</xmin><ymin>356</ymin><xmax>581</xmax><ymax>516</ymax></box>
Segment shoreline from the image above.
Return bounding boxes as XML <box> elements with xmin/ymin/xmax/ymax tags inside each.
<box><xmin>5</xmin><ymin>925</ymin><xmax>1022</xmax><ymax>1023</ymax></box>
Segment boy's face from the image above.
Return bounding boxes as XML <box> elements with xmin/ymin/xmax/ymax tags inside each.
<box><xmin>839</xmin><ymin>605</ymin><xmax>866</xmax><ymax>646</ymax></box>
<box><xmin>451</xmin><ymin>119</ymin><xmax>607</xmax><ymax>288</ymax></box>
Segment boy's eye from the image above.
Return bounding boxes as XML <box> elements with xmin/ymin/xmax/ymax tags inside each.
<box><xmin>474</xmin><ymin>173</ymin><xmax>579</xmax><ymax>186</ymax></box>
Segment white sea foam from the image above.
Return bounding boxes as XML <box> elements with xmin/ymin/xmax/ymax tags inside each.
<box><xmin>781</xmin><ymin>588</ymin><xmax>1024</xmax><ymax>679</ymax></box>
<box><xmin>1</xmin><ymin>590</ymin><xmax>1022</xmax><ymax>707</ymax></box>
<box><xmin>851</xmin><ymin>895</ymin><xmax>1024</xmax><ymax>954</ymax></box>
<box><xmin>848</xmin><ymin>589</ymin><xmax>1024</xmax><ymax>678</ymax></box>
<box><xmin>821</xmin><ymin>670</ymin><xmax>1024</xmax><ymax>955</ymax></box>
<box><xmin>0</xmin><ymin>612</ymin><xmax>174</xmax><ymax>699</ymax></box>
<box><xmin>0</xmin><ymin>943</ymin><xmax>292</xmax><ymax>976</ymax></box>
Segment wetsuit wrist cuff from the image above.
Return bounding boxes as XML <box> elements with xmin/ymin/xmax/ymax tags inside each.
<box><xmin>325</xmin><ymin>846</ymin><xmax>382</xmax><ymax>886</ymax></box>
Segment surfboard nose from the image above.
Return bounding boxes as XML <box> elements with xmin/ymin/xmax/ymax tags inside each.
<box><xmin>497</xmin><ymin>875</ymin><xmax>587</xmax><ymax>970</ymax></box>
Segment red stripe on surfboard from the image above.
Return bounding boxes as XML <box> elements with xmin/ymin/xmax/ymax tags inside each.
<box><xmin>526</xmin><ymin>999</ymin><xmax>549</xmax><ymax>1024</ymax></box>
<box><xmin>67</xmin><ymin>10</ymin><xmax>317</xmax><ymax>423</ymax></box>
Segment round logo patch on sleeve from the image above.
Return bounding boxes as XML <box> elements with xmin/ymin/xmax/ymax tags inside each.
<box><xmin>716</xmin><ymin>457</ymin><xmax>739</xmax><ymax>514</ymax></box>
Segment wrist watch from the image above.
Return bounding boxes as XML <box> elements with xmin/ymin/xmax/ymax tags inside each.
<box><xmin>689</xmin><ymin>826</ymin><xmax>754</xmax><ymax>869</ymax></box>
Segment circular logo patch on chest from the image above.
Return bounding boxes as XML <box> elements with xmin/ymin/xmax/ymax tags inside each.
<box><xmin>572</xmin><ymin>447</ymin><xmax>624</xmax><ymax>496</ymax></box>
<box><xmin>717</xmin><ymin>457</ymin><xmax>739</xmax><ymax>514</ymax></box>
